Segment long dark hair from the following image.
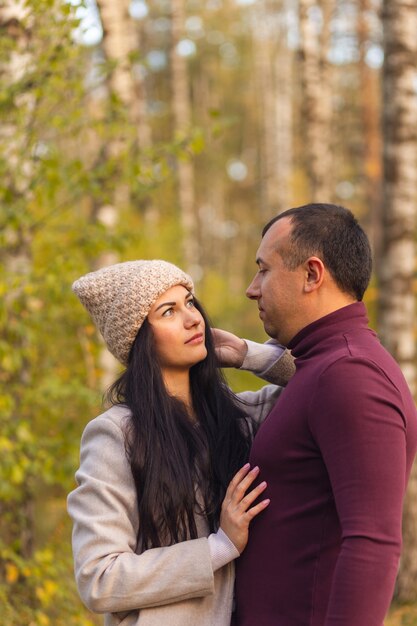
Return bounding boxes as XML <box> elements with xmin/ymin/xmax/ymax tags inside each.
<box><xmin>107</xmin><ymin>298</ymin><xmax>252</xmax><ymax>549</ymax></box>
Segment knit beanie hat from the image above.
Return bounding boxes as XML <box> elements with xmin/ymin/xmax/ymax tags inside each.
<box><xmin>72</xmin><ymin>260</ymin><xmax>194</xmax><ymax>365</ymax></box>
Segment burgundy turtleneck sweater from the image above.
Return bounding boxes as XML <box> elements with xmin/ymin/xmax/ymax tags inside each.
<box><xmin>235</xmin><ymin>302</ymin><xmax>417</xmax><ymax>626</ymax></box>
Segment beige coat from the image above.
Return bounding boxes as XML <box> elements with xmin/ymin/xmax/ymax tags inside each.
<box><xmin>67</xmin><ymin>351</ymin><xmax>294</xmax><ymax>626</ymax></box>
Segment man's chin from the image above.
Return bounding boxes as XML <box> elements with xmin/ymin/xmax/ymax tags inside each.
<box><xmin>263</xmin><ymin>322</ymin><xmax>278</xmax><ymax>340</ymax></box>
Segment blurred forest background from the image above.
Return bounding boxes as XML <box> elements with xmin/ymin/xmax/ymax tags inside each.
<box><xmin>1</xmin><ymin>0</ymin><xmax>417</xmax><ymax>623</ymax></box>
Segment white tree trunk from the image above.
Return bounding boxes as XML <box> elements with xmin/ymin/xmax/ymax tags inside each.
<box><xmin>379</xmin><ymin>0</ymin><xmax>417</xmax><ymax>602</ymax></box>
<box><xmin>379</xmin><ymin>0</ymin><xmax>417</xmax><ymax>392</ymax></box>
<box><xmin>170</xmin><ymin>0</ymin><xmax>199</xmax><ymax>274</ymax></box>
<box><xmin>96</xmin><ymin>0</ymin><xmax>148</xmax><ymax>138</ymax></box>
<box><xmin>253</xmin><ymin>0</ymin><xmax>293</xmax><ymax>216</ymax></box>
<box><xmin>0</xmin><ymin>0</ymin><xmax>34</xmax><ymax>558</ymax></box>
<box><xmin>95</xmin><ymin>0</ymin><xmax>152</xmax><ymax>386</ymax></box>
<box><xmin>0</xmin><ymin>0</ymin><xmax>33</xmax><ymax>334</ymax></box>
<box><xmin>274</xmin><ymin>1</ymin><xmax>294</xmax><ymax>213</ymax></box>
<box><xmin>298</xmin><ymin>0</ymin><xmax>334</xmax><ymax>201</ymax></box>
<box><xmin>357</xmin><ymin>0</ymin><xmax>382</xmax><ymax>256</ymax></box>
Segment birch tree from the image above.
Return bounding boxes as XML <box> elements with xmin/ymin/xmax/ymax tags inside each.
<box><xmin>94</xmin><ymin>0</ymin><xmax>152</xmax><ymax>387</ymax></box>
<box><xmin>0</xmin><ymin>0</ymin><xmax>35</xmax><ymax>564</ymax></box>
<box><xmin>96</xmin><ymin>0</ymin><xmax>150</xmax><ymax>147</ymax></box>
<box><xmin>298</xmin><ymin>0</ymin><xmax>334</xmax><ymax>201</ymax></box>
<box><xmin>253</xmin><ymin>0</ymin><xmax>293</xmax><ymax>216</ymax></box>
<box><xmin>357</xmin><ymin>0</ymin><xmax>382</xmax><ymax>255</ymax></box>
<box><xmin>379</xmin><ymin>0</ymin><xmax>417</xmax><ymax>601</ymax></box>
<box><xmin>0</xmin><ymin>2</ymin><xmax>108</xmax><ymax>622</ymax></box>
<box><xmin>170</xmin><ymin>0</ymin><xmax>199</xmax><ymax>274</ymax></box>
<box><xmin>274</xmin><ymin>2</ymin><xmax>294</xmax><ymax>213</ymax></box>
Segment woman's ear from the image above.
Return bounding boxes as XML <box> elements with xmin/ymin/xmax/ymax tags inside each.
<box><xmin>303</xmin><ymin>256</ymin><xmax>325</xmax><ymax>293</ymax></box>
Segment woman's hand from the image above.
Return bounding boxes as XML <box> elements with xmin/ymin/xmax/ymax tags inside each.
<box><xmin>220</xmin><ymin>464</ymin><xmax>270</xmax><ymax>554</ymax></box>
<box><xmin>212</xmin><ymin>328</ymin><xmax>248</xmax><ymax>367</ymax></box>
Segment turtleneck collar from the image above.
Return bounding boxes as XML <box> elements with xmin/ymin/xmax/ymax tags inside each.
<box><xmin>287</xmin><ymin>301</ymin><xmax>369</xmax><ymax>358</ymax></box>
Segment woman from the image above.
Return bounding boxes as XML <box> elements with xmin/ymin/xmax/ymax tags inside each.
<box><xmin>67</xmin><ymin>260</ymin><xmax>293</xmax><ymax>626</ymax></box>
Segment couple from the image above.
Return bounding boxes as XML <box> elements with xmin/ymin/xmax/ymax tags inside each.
<box><xmin>67</xmin><ymin>203</ymin><xmax>417</xmax><ymax>626</ymax></box>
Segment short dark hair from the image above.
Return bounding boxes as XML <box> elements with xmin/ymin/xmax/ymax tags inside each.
<box><xmin>263</xmin><ymin>203</ymin><xmax>372</xmax><ymax>301</ymax></box>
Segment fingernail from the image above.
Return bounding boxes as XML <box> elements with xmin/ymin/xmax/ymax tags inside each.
<box><xmin>251</xmin><ymin>465</ymin><xmax>259</xmax><ymax>473</ymax></box>
<box><xmin>243</xmin><ymin>463</ymin><xmax>250</xmax><ymax>469</ymax></box>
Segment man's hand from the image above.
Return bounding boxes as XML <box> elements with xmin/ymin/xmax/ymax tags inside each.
<box><xmin>212</xmin><ymin>328</ymin><xmax>248</xmax><ymax>367</ymax></box>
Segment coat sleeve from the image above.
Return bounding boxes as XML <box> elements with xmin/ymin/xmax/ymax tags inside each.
<box><xmin>260</xmin><ymin>348</ymin><xmax>295</xmax><ymax>386</ymax></box>
<box><xmin>240</xmin><ymin>340</ymin><xmax>295</xmax><ymax>386</ymax></box>
<box><xmin>237</xmin><ymin>384</ymin><xmax>285</xmax><ymax>428</ymax></box>
<box><xmin>236</xmin><ymin>341</ymin><xmax>292</xmax><ymax>427</ymax></box>
<box><xmin>67</xmin><ymin>413</ymin><xmax>214</xmax><ymax>615</ymax></box>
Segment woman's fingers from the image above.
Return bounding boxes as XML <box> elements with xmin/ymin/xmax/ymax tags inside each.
<box><xmin>239</xmin><ymin>480</ymin><xmax>268</xmax><ymax>512</ymax></box>
<box><xmin>220</xmin><ymin>465</ymin><xmax>270</xmax><ymax>553</ymax></box>
<box><xmin>228</xmin><ymin>465</ymin><xmax>261</xmax><ymax>503</ymax></box>
<box><xmin>224</xmin><ymin>465</ymin><xmax>269</xmax><ymax>514</ymax></box>
<box><xmin>224</xmin><ymin>463</ymin><xmax>251</xmax><ymax>499</ymax></box>
<box><xmin>244</xmin><ymin>497</ymin><xmax>270</xmax><ymax>520</ymax></box>
<box><xmin>211</xmin><ymin>328</ymin><xmax>247</xmax><ymax>367</ymax></box>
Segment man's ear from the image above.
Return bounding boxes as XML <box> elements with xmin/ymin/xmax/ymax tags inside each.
<box><xmin>303</xmin><ymin>256</ymin><xmax>324</xmax><ymax>293</ymax></box>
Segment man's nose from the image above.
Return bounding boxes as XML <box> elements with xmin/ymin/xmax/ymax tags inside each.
<box><xmin>246</xmin><ymin>276</ymin><xmax>260</xmax><ymax>300</ymax></box>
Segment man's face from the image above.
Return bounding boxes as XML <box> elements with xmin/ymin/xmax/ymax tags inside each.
<box><xmin>246</xmin><ymin>217</ymin><xmax>305</xmax><ymax>345</ymax></box>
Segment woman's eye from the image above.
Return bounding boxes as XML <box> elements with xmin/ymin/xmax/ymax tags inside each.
<box><xmin>186</xmin><ymin>299</ymin><xmax>195</xmax><ymax>308</ymax></box>
<box><xmin>162</xmin><ymin>308</ymin><xmax>174</xmax><ymax>317</ymax></box>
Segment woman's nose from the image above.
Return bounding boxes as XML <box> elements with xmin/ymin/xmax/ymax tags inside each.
<box><xmin>184</xmin><ymin>310</ymin><xmax>201</xmax><ymax>327</ymax></box>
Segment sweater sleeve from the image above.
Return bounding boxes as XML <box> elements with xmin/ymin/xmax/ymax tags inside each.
<box><xmin>240</xmin><ymin>340</ymin><xmax>295</xmax><ymax>386</ymax></box>
<box><xmin>309</xmin><ymin>357</ymin><xmax>406</xmax><ymax>626</ymax></box>
<box><xmin>67</xmin><ymin>414</ymin><xmax>214</xmax><ymax>615</ymax></box>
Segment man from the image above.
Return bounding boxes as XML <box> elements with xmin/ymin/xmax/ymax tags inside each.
<box><xmin>232</xmin><ymin>204</ymin><xmax>417</xmax><ymax>625</ymax></box>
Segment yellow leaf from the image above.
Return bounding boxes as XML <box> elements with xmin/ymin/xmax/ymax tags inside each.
<box><xmin>36</xmin><ymin>612</ymin><xmax>50</xmax><ymax>626</ymax></box>
<box><xmin>35</xmin><ymin>579</ymin><xmax>58</xmax><ymax>607</ymax></box>
<box><xmin>11</xmin><ymin>464</ymin><xmax>24</xmax><ymax>484</ymax></box>
<box><xmin>44</xmin><ymin>579</ymin><xmax>58</xmax><ymax>596</ymax></box>
<box><xmin>0</xmin><ymin>437</ymin><xmax>13</xmax><ymax>451</ymax></box>
<box><xmin>5</xmin><ymin>562</ymin><xmax>19</xmax><ymax>584</ymax></box>
<box><xmin>189</xmin><ymin>132</ymin><xmax>205</xmax><ymax>154</ymax></box>
<box><xmin>35</xmin><ymin>586</ymin><xmax>45</xmax><ymax>602</ymax></box>
<box><xmin>16</xmin><ymin>423</ymin><xmax>33</xmax><ymax>442</ymax></box>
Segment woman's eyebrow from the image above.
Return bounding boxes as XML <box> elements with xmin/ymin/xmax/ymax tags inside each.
<box><xmin>154</xmin><ymin>292</ymin><xmax>193</xmax><ymax>312</ymax></box>
<box><xmin>154</xmin><ymin>301</ymin><xmax>176</xmax><ymax>312</ymax></box>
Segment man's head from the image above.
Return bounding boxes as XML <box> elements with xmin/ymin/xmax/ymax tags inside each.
<box><xmin>246</xmin><ymin>203</ymin><xmax>372</xmax><ymax>345</ymax></box>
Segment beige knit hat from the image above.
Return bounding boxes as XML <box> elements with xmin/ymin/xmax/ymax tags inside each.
<box><xmin>72</xmin><ymin>260</ymin><xmax>194</xmax><ymax>365</ymax></box>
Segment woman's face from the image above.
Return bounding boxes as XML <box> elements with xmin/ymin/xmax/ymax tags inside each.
<box><xmin>147</xmin><ymin>285</ymin><xmax>207</xmax><ymax>372</ymax></box>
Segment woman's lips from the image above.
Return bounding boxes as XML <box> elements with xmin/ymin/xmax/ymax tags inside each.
<box><xmin>185</xmin><ymin>333</ymin><xmax>204</xmax><ymax>345</ymax></box>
